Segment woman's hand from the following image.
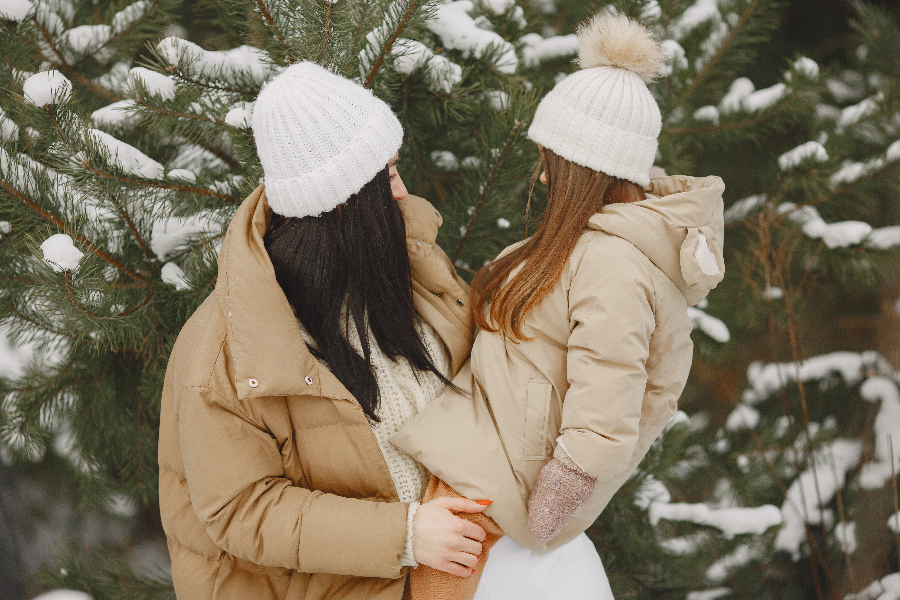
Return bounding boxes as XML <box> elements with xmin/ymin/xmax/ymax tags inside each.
<box><xmin>412</xmin><ymin>497</ymin><xmax>489</xmax><ymax>576</ymax></box>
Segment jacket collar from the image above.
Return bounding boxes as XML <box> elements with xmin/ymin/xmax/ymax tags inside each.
<box><xmin>216</xmin><ymin>184</ymin><xmax>354</xmax><ymax>401</ymax></box>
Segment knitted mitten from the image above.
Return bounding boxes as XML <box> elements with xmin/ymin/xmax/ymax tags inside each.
<box><xmin>526</xmin><ymin>444</ymin><xmax>596</xmax><ymax>542</ymax></box>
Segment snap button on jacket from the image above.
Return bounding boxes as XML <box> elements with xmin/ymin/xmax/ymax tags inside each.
<box><xmin>158</xmin><ymin>184</ymin><xmax>473</xmax><ymax>600</ymax></box>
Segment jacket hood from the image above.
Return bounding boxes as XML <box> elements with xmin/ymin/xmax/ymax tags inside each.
<box><xmin>586</xmin><ymin>175</ymin><xmax>726</xmax><ymax>306</ymax></box>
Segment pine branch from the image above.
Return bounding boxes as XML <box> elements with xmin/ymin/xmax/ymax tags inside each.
<box><xmin>164</xmin><ymin>66</ymin><xmax>259</xmax><ymax>96</ymax></box>
<box><xmin>676</xmin><ymin>0</ymin><xmax>763</xmax><ymax>107</ymax></box>
<box><xmin>108</xmin><ymin>193</ymin><xmax>156</xmax><ymax>265</ymax></box>
<box><xmin>453</xmin><ymin>119</ymin><xmax>525</xmax><ymax>262</ymax></box>
<box><xmin>89</xmin><ymin>0</ymin><xmax>162</xmax><ymax>59</ymax></box>
<box><xmin>133</xmin><ymin>98</ymin><xmax>222</xmax><ymax>124</ymax></box>
<box><xmin>82</xmin><ymin>160</ymin><xmax>240</xmax><ymax>203</ymax></box>
<box><xmin>364</xmin><ymin>0</ymin><xmax>421</xmax><ymax>88</ymax></box>
<box><xmin>6</xmin><ymin>302</ymin><xmax>82</xmax><ymax>342</ymax></box>
<box><xmin>0</xmin><ymin>180</ymin><xmax>148</xmax><ymax>283</ymax></box>
<box><xmin>65</xmin><ymin>271</ymin><xmax>153</xmax><ymax>320</ymax></box>
<box><xmin>322</xmin><ymin>0</ymin><xmax>333</xmax><ymax>67</ymax></box>
<box><xmin>663</xmin><ymin>91</ymin><xmax>801</xmax><ymax>135</ymax></box>
<box><xmin>254</xmin><ymin>0</ymin><xmax>297</xmax><ymax>62</ymax></box>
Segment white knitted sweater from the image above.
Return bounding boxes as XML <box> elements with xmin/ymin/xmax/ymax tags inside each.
<box><xmin>297</xmin><ymin>317</ymin><xmax>450</xmax><ymax>566</ymax></box>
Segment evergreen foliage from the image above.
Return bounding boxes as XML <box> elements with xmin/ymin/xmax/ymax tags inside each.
<box><xmin>0</xmin><ymin>0</ymin><xmax>899</xmax><ymax>598</ymax></box>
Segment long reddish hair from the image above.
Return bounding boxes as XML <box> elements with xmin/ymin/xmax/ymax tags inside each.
<box><xmin>471</xmin><ymin>147</ymin><xmax>646</xmax><ymax>341</ymax></box>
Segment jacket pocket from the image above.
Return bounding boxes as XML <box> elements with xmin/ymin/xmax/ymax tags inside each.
<box><xmin>523</xmin><ymin>379</ymin><xmax>552</xmax><ymax>461</ymax></box>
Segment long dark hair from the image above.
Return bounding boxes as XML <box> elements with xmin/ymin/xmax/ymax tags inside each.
<box><xmin>264</xmin><ymin>165</ymin><xmax>453</xmax><ymax>422</ymax></box>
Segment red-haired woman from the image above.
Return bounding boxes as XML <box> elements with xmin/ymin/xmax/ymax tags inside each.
<box><xmin>393</xmin><ymin>12</ymin><xmax>726</xmax><ymax>600</ymax></box>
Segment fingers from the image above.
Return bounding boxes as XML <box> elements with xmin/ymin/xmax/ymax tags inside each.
<box><xmin>434</xmin><ymin>559</ymin><xmax>477</xmax><ymax>577</ymax></box>
<box><xmin>431</xmin><ymin>496</ymin><xmax>491</xmax><ymax>515</ymax></box>
<box><xmin>458</xmin><ymin>519</ymin><xmax>487</xmax><ymax>543</ymax></box>
<box><xmin>453</xmin><ymin>550</ymin><xmax>480</xmax><ymax>569</ymax></box>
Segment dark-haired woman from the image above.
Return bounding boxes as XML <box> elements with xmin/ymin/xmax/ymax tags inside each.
<box><xmin>158</xmin><ymin>62</ymin><xmax>489</xmax><ymax>600</ymax></box>
<box><xmin>393</xmin><ymin>13</ymin><xmax>726</xmax><ymax>600</ymax></box>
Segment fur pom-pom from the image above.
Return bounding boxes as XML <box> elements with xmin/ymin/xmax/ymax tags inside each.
<box><xmin>576</xmin><ymin>12</ymin><xmax>665</xmax><ymax>84</ymax></box>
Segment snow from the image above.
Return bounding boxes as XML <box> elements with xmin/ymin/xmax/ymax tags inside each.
<box><xmin>129</xmin><ymin>66</ymin><xmax>176</xmax><ymax>101</ymax></box>
<box><xmin>431</xmin><ymin>150</ymin><xmax>459</xmax><ymax>170</ymax></box>
<box><xmin>886</xmin><ymin>140</ymin><xmax>900</xmax><ymax>162</ymax></box>
<box><xmin>161</xmin><ymin>262</ymin><xmax>190</xmax><ymax>291</ymax></box>
<box><xmin>224</xmin><ymin>101</ymin><xmax>254</xmax><ymax>128</ymax></box>
<box><xmin>835</xmin><ymin>521</ymin><xmax>856</xmax><ymax>554</ymax></box>
<box><xmin>635</xmin><ymin>475</ymin><xmax>671</xmax><ymax>510</ymax></box>
<box><xmin>87</xmin><ymin>129</ymin><xmax>164</xmax><ymax>180</ymax></box>
<box><xmin>40</xmin><ymin>233</ymin><xmax>84</xmax><ymax>272</ymax></box>
<box><xmin>706</xmin><ymin>544</ymin><xmax>761</xmax><ymax>581</ymax></box>
<box><xmin>427</xmin><ymin>2</ymin><xmax>518</xmax><ymax>74</ymax></box>
<box><xmin>391</xmin><ymin>38</ymin><xmax>462</xmax><ymax>93</ymax></box>
<box><xmin>650</xmin><ymin>502</ymin><xmax>781</xmax><ymax>538</ymax></box>
<box><xmin>151</xmin><ymin>212</ymin><xmax>220</xmax><ymax>261</ymax></box>
<box><xmin>778</xmin><ymin>141</ymin><xmax>828</xmax><ymax>171</ymax></box>
<box><xmin>497</xmin><ymin>218</ymin><xmax>510</xmax><ymax>229</ymax></box>
<box><xmin>782</xmin><ymin>203</ymin><xmax>873</xmax><ymax>248</ymax></box>
<box><xmin>744</xmin><ymin>351</ymin><xmax>885</xmax><ymax>404</ymax></box>
<box><xmin>112</xmin><ymin>0</ymin><xmax>149</xmax><ymax>34</ymax></box>
<box><xmin>763</xmin><ymin>286</ymin><xmax>783</xmax><ymax>300</ymax></box>
<box><xmin>22</xmin><ymin>70</ymin><xmax>72</xmax><ymax>106</ymax></box>
<box><xmin>482</xmin><ymin>0</ymin><xmax>515</xmax><ymax>13</ymax></box>
<box><xmin>868</xmin><ymin>226</ymin><xmax>900</xmax><ymax>250</ymax></box>
<box><xmin>91</xmin><ymin>100</ymin><xmax>137</xmax><ymax>131</ymax></box>
<box><xmin>858</xmin><ymin>376</ymin><xmax>900</xmax><ymax>490</ymax></box>
<box><xmin>0</xmin><ymin>221</ymin><xmax>10</xmax><ymax>234</ymax></box>
<box><xmin>686</xmin><ymin>589</ymin><xmax>731</xmax><ymax>600</ymax></box>
<box><xmin>687</xmin><ymin>306</ymin><xmax>730</xmax><ymax>343</ymax></box>
<box><xmin>846</xmin><ymin>573</ymin><xmax>900</xmax><ymax>600</ymax></box>
<box><xmin>693</xmin><ymin>105</ymin><xmax>719</xmax><ymax>124</ymax></box>
<box><xmin>659</xmin><ymin>39</ymin><xmax>687</xmax><ymax>76</ymax></box>
<box><xmin>519</xmin><ymin>33</ymin><xmax>578</xmax><ymax>68</ymax></box>
<box><xmin>793</xmin><ymin>57</ymin><xmax>819</xmax><ymax>80</ymax></box>
<box><xmin>775</xmin><ymin>438</ymin><xmax>863</xmax><ymax>559</ymax></box>
<box><xmin>483</xmin><ymin>90</ymin><xmax>508</xmax><ymax>110</ymax></box>
<box><xmin>724</xmin><ymin>404</ymin><xmax>760</xmax><ymax>431</ymax></box>
<box><xmin>837</xmin><ymin>97</ymin><xmax>879</xmax><ymax>131</ymax></box>
<box><xmin>0</xmin><ymin>107</ymin><xmax>18</xmax><ymax>142</ymax></box>
<box><xmin>62</xmin><ymin>24</ymin><xmax>111</xmax><ymax>59</ymax></box>
<box><xmin>724</xmin><ymin>194</ymin><xmax>765</xmax><ymax>223</ymax></box>
<box><xmin>719</xmin><ymin>78</ymin><xmax>755</xmax><ymax>114</ymax></box>
<box><xmin>167</xmin><ymin>168</ymin><xmax>197</xmax><ymax>182</ymax></box>
<box><xmin>830</xmin><ymin>158</ymin><xmax>883</xmax><ymax>187</ymax></box>
<box><xmin>744</xmin><ymin>83</ymin><xmax>788</xmax><ymax>112</ymax></box>
<box><xmin>157</xmin><ymin>37</ymin><xmax>274</xmax><ymax>85</ymax></box>
<box><xmin>0</xmin><ymin>0</ymin><xmax>33</xmax><ymax>20</ymax></box>
<box><xmin>671</xmin><ymin>0</ymin><xmax>719</xmax><ymax>40</ymax></box>
<box><xmin>889</xmin><ymin>512</ymin><xmax>900</xmax><ymax>534</ymax></box>
<box><xmin>30</xmin><ymin>590</ymin><xmax>92</xmax><ymax>600</ymax></box>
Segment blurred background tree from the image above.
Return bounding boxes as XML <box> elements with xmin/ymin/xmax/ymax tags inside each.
<box><xmin>0</xmin><ymin>1</ymin><xmax>898</xmax><ymax>599</ymax></box>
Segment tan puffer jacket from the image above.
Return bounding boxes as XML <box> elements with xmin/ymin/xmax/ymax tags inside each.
<box><xmin>158</xmin><ymin>185</ymin><xmax>473</xmax><ymax>600</ymax></box>
<box><xmin>392</xmin><ymin>175</ymin><xmax>725</xmax><ymax>554</ymax></box>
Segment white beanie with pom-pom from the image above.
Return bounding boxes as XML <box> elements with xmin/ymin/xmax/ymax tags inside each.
<box><xmin>528</xmin><ymin>12</ymin><xmax>666</xmax><ymax>186</ymax></box>
<box><xmin>252</xmin><ymin>61</ymin><xmax>404</xmax><ymax>218</ymax></box>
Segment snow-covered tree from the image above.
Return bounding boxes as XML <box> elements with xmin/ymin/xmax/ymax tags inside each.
<box><xmin>1</xmin><ymin>0</ymin><xmax>899</xmax><ymax>597</ymax></box>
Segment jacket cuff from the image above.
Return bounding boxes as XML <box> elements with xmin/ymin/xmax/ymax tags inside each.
<box><xmin>401</xmin><ymin>502</ymin><xmax>420</xmax><ymax>567</ymax></box>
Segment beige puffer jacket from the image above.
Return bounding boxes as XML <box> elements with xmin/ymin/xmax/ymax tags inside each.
<box><xmin>392</xmin><ymin>175</ymin><xmax>725</xmax><ymax>554</ymax></box>
<box><xmin>158</xmin><ymin>185</ymin><xmax>473</xmax><ymax>600</ymax></box>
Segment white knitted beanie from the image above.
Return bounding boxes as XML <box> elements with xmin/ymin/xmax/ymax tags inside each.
<box><xmin>528</xmin><ymin>13</ymin><xmax>666</xmax><ymax>186</ymax></box>
<box><xmin>252</xmin><ymin>62</ymin><xmax>404</xmax><ymax>218</ymax></box>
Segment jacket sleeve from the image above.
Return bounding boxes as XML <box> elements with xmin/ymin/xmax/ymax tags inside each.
<box><xmin>178</xmin><ymin>384</ymin><xmax>409</xmax><ymax>578</ymax></box>
<box><xmin>556</xmin><ymin>239</ymin><xmax>657</xmax><ymax>482</ymax></box>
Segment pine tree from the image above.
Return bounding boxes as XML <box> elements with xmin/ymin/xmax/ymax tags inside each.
<box><xmin>1</xmin><ymin>0</ymin><xmax>899</xmax><ymax>598</ymax></box>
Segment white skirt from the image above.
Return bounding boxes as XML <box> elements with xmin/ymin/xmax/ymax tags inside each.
<box><xmin>472</xmin><ymin>533</ymin><xmax>614</xmax><ymax>600</ymax></box>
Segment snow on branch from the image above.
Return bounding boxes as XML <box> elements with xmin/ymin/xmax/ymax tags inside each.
<box><xmin>519</xmin><ymin>33</ymin><xmax>577</xmax><ymax>69</ymax></box>
<box><xmin>687</xmin><ymin>306</ymin><xmax>730</xmax><ymax>342</ymax></box>
<box><xmin>774</xmin><ymin>439</ymin><xmax>862</xmax><ymax>559</ymax></box>
<box><xmin>857</xmin><ymin>376</ymin><xmax>900</xmax><ymax>490</ymax></box>
<box><xmin>427</xmin><ymin>1</ymin><xmax>518</xmax><ymax>74</ymax></box>
<box><xmin>22</xmin><ymin>70</ymin><xmax>72</xmax><ymax>106</ymax></box>
<box><xmin>157</xmin><ymin>37</ymin><xmax>275</xmax><ymax>87</ymax></box>
<box><xmin>86</xmin><ymin>129</ymin><xmax>163</xmax><ymax>180</ymax></box>
<box><xmin>0</xmin><ymin>0</ymin><xmax>34</xmax><ymax>21</ymax></box>
<box><xmin>778</xmin><ymin>141</ymin><xmax>828</xmax><ymax>171</ymax></box>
